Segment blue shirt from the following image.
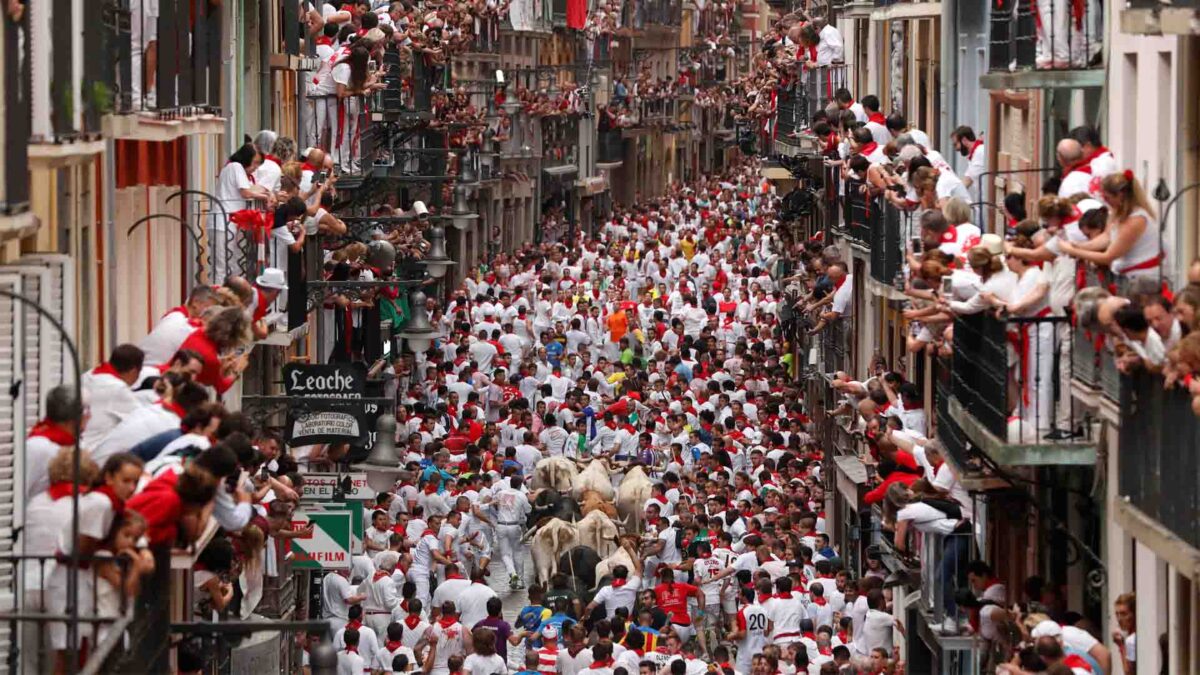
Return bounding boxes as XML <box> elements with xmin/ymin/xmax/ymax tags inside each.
<box><xmin>421</xmin><ymin>465</ymin><xmax>454</xmax><ymax>491</ymax></box>
<box><xmin>539</xmin><ymin>613</ymin><xmax>576</xmax><ymax>645</ymax></box>
<box><xmin>545</xmin><ymin>341</ymin><xmax>564</xmax><ymax>368</ymax></box>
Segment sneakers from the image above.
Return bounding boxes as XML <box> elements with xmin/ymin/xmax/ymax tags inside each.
<box><xmin>1043</xmin><ymin>427</ymin><xmax>1083</xmax><ymax>441</ymax></box>
<box><xmin>509</xmin><ymin>573</ymin><xmax>521</xmax><ymax>588</ymax></box>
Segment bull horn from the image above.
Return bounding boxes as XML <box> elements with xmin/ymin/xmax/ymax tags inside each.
<box><xmin>521</xmin><ymin>525</ymin><xmax>538</xmax><ymax>542</ymax></box>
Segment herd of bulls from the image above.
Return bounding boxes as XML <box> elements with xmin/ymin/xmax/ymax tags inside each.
<box><xmin>521</xmin><ymin>456</ymin><xmax>654</xmax><ymax>592</ymax></box>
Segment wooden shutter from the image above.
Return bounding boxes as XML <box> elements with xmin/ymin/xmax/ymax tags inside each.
<box><xmin>22</xmin><ymin>255</ymin><xmax>76</xmax><ymax>389</ymax></box>
<box><xmin>0</xmin><ymin>273</ymin><xmax>27</xmax><ymax>674</ymax></box>
<box><xmin>0</xmin><ymin>266</ymin><xmax>52</xmax><ymax>424</ymax></box>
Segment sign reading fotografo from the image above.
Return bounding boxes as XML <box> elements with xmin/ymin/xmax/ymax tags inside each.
<box><xmin>290</xmin><ymin>509</ymin><xmax>354</xmax><ymax>569</ymax></box>
<box><xmin>286</xmin><ymin>401</ymin><xmax>368</xmax><ymax>446</ymax></box>
<box><xmin>283</xmin><ymin>362</ymin><xmax>368</xmax><ymax>398</ymax></box>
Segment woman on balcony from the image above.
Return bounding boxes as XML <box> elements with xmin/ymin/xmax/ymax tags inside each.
<box><xmin>1057</xmin><ymin>172</ymin><xmax>1161</xmax><ymax>282</ymax></box>
<box><xmin>992</xmin><ymin>233</ymin><xmax>1055</xmax><ymax>439</ymax></box>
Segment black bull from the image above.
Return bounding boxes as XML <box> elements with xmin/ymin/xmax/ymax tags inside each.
<box><xmin>528</xmin><ymin>490</ymin><xmax>583</xmax><ymax>529</ymax></box>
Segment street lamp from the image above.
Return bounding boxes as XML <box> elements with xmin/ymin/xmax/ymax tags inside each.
<box><xmin>352</xmin><ymin>414</ymin><xmax>403</xmax><ymax>493</ymax></box>
<box><xmin>397</xmin><ymin>288</ymin><xmax>438</xmax><ymax>353</ymax></box>
<box><xmin>422</xmin><ymin>225</ymin><xmax>456</xmax><ymax>279</ymax></box>
<box><xmin>450</xmin><ymin>184</ymin><xmax>479</xmax><ymax>230</ymax></box>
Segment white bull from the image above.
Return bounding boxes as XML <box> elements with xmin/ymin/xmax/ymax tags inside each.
<box><xmin>594</xmin><ymin>541</ymin><xmax>638</xmax><ymax>588</ymax></box>
<box><xmin>575</xmin><ymin>509</ymin><xmax>620</xmax><ymax>558</ymax></box>
<box><xmin>527</xmin><ymin>517</ymin><xmax>580</xmax><ymax>585</ymax></box>
<box><xmin>572</xmin><ymin>458</ymin><xmax>615</xmax><ymax>501</ymax></box>
<box><xmin>532</xmin><ymin>456</ymin><xmax>579</xmax><ymax>492</ymax></box>
<box><xmin>615</xmin><ymin>465</ymin><xmax>654</xmax><ymax>534</ymax></box>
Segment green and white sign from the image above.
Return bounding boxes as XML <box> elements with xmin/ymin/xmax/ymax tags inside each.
<box><xmin>306</xmin><ymin>500</ymin><xmax>366</xmax><ymax>555</ymax></box>
<box><xmin>290</xmin><ymin>509</ymin><xmax>353</xmax><ymax>570</ymax></box>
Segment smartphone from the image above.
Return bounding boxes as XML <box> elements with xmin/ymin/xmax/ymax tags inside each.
<box><xmin>368</xmin><ymin>60</ymin><xmax>378</xmax><ymax>74</ymax></box>
<box><xmin>911</xmin><ymin>237</ymin><xmax>922</xmax><ymax>253</ymax></box>
<box><xmin>313</xmin><ymin>170</ymin><xmax>327</xmax><ymax>184</ymax></box>
<box><xmin>941</xmin><ymin>277</ymin><xmax>953</xmax><ymax>296</ymax></box>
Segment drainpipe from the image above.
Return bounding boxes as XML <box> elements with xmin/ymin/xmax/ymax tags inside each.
<box><xmin>104</xmin><ymin>137</ymin><xmax>118</xmax><ymax>352</ymax></box>
<box><xmin>260</xmin><ymin>0</ymin><xmax>272</xmax><ymax>130</ymax></box>
<box><xmin>940</xmin><ymin>0</ymin><xmax>957</xmax><ymax>148</ymax></box>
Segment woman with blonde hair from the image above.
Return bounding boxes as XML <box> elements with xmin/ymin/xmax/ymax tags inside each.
<box><xmin>1058</xmin><ymin>171</ymin><xmax>1162</xmax><ymax>279</ymax></box>
<box><xmin>945</xmin><ymin>243</ymin><xmax>1016</xmax><ymax>316</ymax></box>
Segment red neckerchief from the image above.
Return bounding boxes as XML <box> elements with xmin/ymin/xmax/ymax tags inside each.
<box><xmin>373</xmin><ymin>570</ymin><xmax>391</xmax><ymax>582</ymax></box>
<box><xmin>423</xmin><ymin>483</ymin><xmax>439</xmax><ymax>495</ymax></box>
<box><xmin>833</xmin><ymin>276</ymin><xmax>847</xmax><ymax>290</ymax></box>
<box><xmin>811</xmin><ymin>596</ymin><xmax>827</xmax><ymax>606</ymax></box>
<box><xmin>300</xmin><ymin>162</ymin><xmax>318</xmax><ymax>173</ymax></box>
<box><xmin>611</xmin><ymin>577</ymin><xmax>628</xmax><ymax>588</ymax></box>
<box><xmin>856</xmin><ymin>142</ymin><xmax>878</xmax><ymax>157</ymax></box>
<box><xmin>1062</xmin><ymin>655</ymin><xmax>1093</xmax><ymax>672</ymax></box>
<box><xmin>756</xmin><ymin>592</ymin><xmax>772</xmax><ymax>603</ymax></box>
<box><xmin>92</xmin><ymin>362</ymin><xmax>122</xmax><ymax>379</ymax></box>
<box><xmin>385</xmin><ymin>639</ymin><xmax>403</xmax><ymax>652</ymax></box>
<box><xmin>347</xmin><ymin>618</ymin><xmax>363</xmax><ymax>631</ymax></box>
<box><xmin>589</xmin><ymin>660</ymin><xmax>614</xmax><ymax>668</ymax></box>
<box><xmin>446</xmin><ymin>573</ymin><xmax>464</xmax><ymax>580</ymax></box>
<box><xmin>652</xmin><ymin>494</ymin><xmax>667</xmax><ymax>505</ymax></box>
<box><xmin>316</xmin><ymin>35</ymin><xmax>333</xmax><ymax>46</ymax></box>
<box><xmin>940</xmin><ymin>224</ymin><xmax>959</xmax><ymax>244</ymax></box>
<box><xmin>437</xmin><ymin>616</ymin><xmax>460</xmax><ymax>629</ymax></box>
<box><xmin>421</xmin><ymin>528</ymin><xmax>436</xmax><ymax>538</ymax></box>
<box><xmin>160</xmin><ymin>400</ymin><xmax>186</xmax><ymax>418</ymax></box>
<box><xmin>867</xmin><ymin>112</ymin><xmax>886</xmax><ymax>125</ymax></box>
<box><xmin>404</xmin><ymin>614</ymin><xmax>422</xmax><ymax>630</ymax></box>
<box><xmin>344</xmin><ymin>645</ymin><xmax>358</xmax><ymax>654</ymax></box>
<box><xmin>91</xmin><ymin>484</ymin><xmax>125</xmax><ymax>515</ymax></box>
<box><xmin>29</xmin><ymin>420</ymin><xmax>76</xmax><ymax>446</ymax></box>
<box><xmin>1064</xmin><ymin>156</ymin><xmax>1093</xmax><ymax>175</ymax></box>
<box><xmin>968</xmin><ymin>138</ymin><xmax>984</xmax><ymax>160</ymax></box>
<box><xmin>836</xmin><ymin>630</ymin><xmax>850</xmax><ymax>644</ymax></box>
<box><xmin>47</xmin><ymin>481</ymin><xmax>86</xmax><ymax>501</ymax></box>
<box><xmin>263</xmin><ymin>154</ymin><xmax>281</xmax><ymax>165</ymax></box>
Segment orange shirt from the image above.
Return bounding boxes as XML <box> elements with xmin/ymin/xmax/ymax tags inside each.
<box><xmin>607</xmin><ymin>310</ymin><xmax>628</xmax><ymax>342</ymax></box>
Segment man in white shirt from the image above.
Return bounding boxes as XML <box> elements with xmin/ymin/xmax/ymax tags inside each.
<box><xmin>585</xmin><ymin>555</ymin><xmax>643</xmax><ymax>618</ymax></box>
<box><xmin>1055</xmin><ymin>138</ymin><xmax>1093</xmax><ymax>199</ymax></box>
<box><xmin>80</xmin><ymin>344</ymin><xmax>147</xmax><ymax>450</ymax></box>
<box><xmin>252</xmin><ymin>129</ymin><xmax>283</xmax><ymax>192</ymax></box>
<box><xmin>469</xmin><ymin>331</ymin><xmax>500</xmax><ymax>373</ymax></box>
<box><xmin>138</xmin><ymin>285</ymin><xmax>215</xmax><ymax>368</ymax></box>
<box><xmin>851</xmin><ymin>590</ymin><xmax>895</xmax><ymax>657</ymax></box>
<box><xmin>491</xmin><ymin>476</ymin><xmax>534</xmax><ymax>587</ymax></box>
<box><xmin>455</xmin><ymin>568</ymin><xmax>499</xmax><ymax>628</ymax></box>
<box><xmin>951</xmin><ymin>125</ymin><xmax>986</xmax><ymax>190</ymax></box>
<box><xmin>24</xmin><ymin>386</ymin><xmax>83</xmax><ymax>499</ymax></box>
<box><xmin>323</xmin><ymin>568</ymin><xmax>367</xmax><ymax>635</ymax></box>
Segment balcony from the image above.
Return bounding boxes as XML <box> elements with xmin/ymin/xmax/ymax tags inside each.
<box><xmin>597</xmin><ymin>129</ymin><xmax>625</xmax><ymax>167</ymax></box>
<box><xmin>981</xmin><ymin>0</ymin><xmax>1104</xmax><ymax>89</ymax></box>
<box><xmin>816</xmin><ymin>317</ymin><xmax>849</xmax><ymax>375</ymax></box>
<box><xmin>1116</xmin><ymin>371</ymin><xmax>1200</xmax><ymax>567</ymax></box>
<box><xmin>947</xmin><ymin>313</ymin><xmax>1096</xmax><ymax>465</ymax></box>
<box><xmin>773</xmin><ymin>65</ymin><xmax>847</xmax><ymax>153</ymax></box>
<box><xmin>101</xmin><ymin>0</ymin><xmax>226</xmax><ymax>141</ymax></box>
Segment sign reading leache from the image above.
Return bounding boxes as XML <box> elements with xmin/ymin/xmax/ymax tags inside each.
<box><xmin>283</xmin><ymin>363</ymin><xmax>368</xmax><ymax>398</ymax></box>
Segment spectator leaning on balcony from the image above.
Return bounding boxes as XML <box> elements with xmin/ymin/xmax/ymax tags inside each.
<box><xmin>833</xmin><ymin>88</ymin><xmax>867</xmax><ymax>124</ymax></box>
<box><xmin>860</xmin><ymin>95</ymin><xmax>891</xmax><ymax>146</ymax></box>
<box><xmin>24</xmin><ymin>385</ymin><xmax>83</xmax><ymax>499</ymax></box>
<box><xmin>1054</xmin><ymin>138</ymin><xmax>1094</xmax><ymax>200</ymax></box>
<box><xmin>949</xmin><ymin>125</ymin><xmax>986</xmax><ymax>190</ymax></box>
<box><xmin>943</xmin><ymin>238</ymin><xmax>1017</xmax><ymax>316</ymax></box>
<box><xmin>138</xmin><ymin>284</ymin><xmax>217</xmax><ymax>369</ymax></box>
<box><xmin>992</xmin><ymin>232</ymin><xmax>1055</xmax><ymax>435</ymax></box>
<box><xmin>1057</xmin><ymin>171</ymin><xmax>1162</xmax><ymax>281</ymax></box>
<box><xmin>887</xmin><ymin>114</ymin><xmax>932</xmax><ymax>151</ymax></box>
<box><xmin>80</xmin><ymin>344</ymin><xmax>147</xmax><ymax>450</ymax></box>
<box><xmin>215</xmin><ymin>143</ymin><xmax>275</xmax><ymax>280</ymax></box>
<box><xmin>179</xmin><ymin>306</ymin><xmax>253</xmax><ymax>396</ymax></box>
<box><xmin>252</xmin><ymin>130</ymin><xmax>284</xmax><ymax>192</ymax></box>
<box><xmin>1069</xmin><ymin>125</ymin><xmax>1119</xmax><ymax>184</ymax></box>
<box><xmin>909</xmin><ymin>165</ymin><xmax>970</xmax><ymax>210</ymax></box>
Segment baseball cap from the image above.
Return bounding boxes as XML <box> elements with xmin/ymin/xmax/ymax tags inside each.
<box><xmin>1030</xmin><ymin>620</ymin><xmax>1062</xmax><ymax>638</ymax></box>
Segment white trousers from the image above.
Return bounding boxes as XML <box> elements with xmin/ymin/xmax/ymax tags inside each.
<box><xmin>496</xmin><ymin>524</ymin><xmax>524</xmax><ymax>579</ymax></box>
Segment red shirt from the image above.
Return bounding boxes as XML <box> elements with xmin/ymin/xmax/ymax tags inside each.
<box><xmin>654</xmin><ymin>582</ymin><xmax>700</xmax><ymax>626</ymax></box>
<box><xmin>179</xmin><ymin>328</ymin><xmax>236</xmax><ymax>394</ymax></box>
<box><xmin>127</xmin><ymin>471</ymin><xmax>182</xmax><ymax>546</ymax></box>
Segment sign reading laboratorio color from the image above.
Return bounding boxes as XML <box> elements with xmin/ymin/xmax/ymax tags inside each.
<box><xmin>290</xmin><ymin>509</ymin><xmax>354</xmax><ymax>569</ymax></box>
<box><xmin>283</xmin><ymin>363</ymin><xmax>370</xmax><ymax>446</ymax></box>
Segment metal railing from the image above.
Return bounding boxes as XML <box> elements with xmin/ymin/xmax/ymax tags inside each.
<box><xmin>988</xmin><ymin>0</ymin><xmax>1102</xmax><ymax>72</ymax></box>
<box><xmin>643</xmin><ymin>0</ymin><xmax>683</xmax><ymax>26</ymax></box>
<box><xmin>1118</xmin><ymin>371</ymin><xmax>1200</xmax><ymax>552</ymax></box>
<box><xmin>774</xmin><ymin>65</ymin><xmax>847</xmax><ymax>140</ymax></box>
<box><xmin>598</xmin><ymin>130</ymin><xmax>624</xmax><ymax>163</ymax></box>
<box><xmin>109</xmin><ymin>0</ymin><xmax>224</xmax><ymax>114</ymax></box>
<box><xmin>841</xmin><ymin>179</ymin><xmax>872</xmax><ymax>244</ymax></box>
<box><xmin>918</xmin><ymin>532</ymin><xmax>975</xmax><ymax>633</ymax></box>
<box><xmin>952</xmin><ymin>313</ymin><xmax>1083</xmax><ymax>444</ymax></box>
<box><xmin>818</xmin><ymin>316</ymin><xmax>849</xmax><ymax>375</ymax></box>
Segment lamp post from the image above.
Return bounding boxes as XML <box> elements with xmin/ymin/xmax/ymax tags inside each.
<box><xmin>396</xmin><ymin>288</ymin><xmax>438</xmax><ymax>354</ymax></box>
<box><xmin>422</xmin><ymin>225</ymin><xmax>456</xmax><ymax>279</ymax></box>
<box><xmin>450</xmin><ymin>184</ymin><xmax>480</xmax><ymax>231</ymax></box>
<box><xmin>352</xmin><ymin>414</ymin><xmax>404</xmax><ymax>493</ymax></box>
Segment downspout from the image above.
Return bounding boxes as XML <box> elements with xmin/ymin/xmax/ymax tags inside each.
<box><xmin>260</xmin><ymin>0</ymin><xmax>272</xmax><ymax>130</ymax></box>
<box><xmin>104</xmin><ymin>138</ymin><xmax>118</xmax><ymax>353</ymax></box>
<box><xmin>940</xmin><ymin>0</ymin><xmax>957</xmax><ymax>149</ymax></box>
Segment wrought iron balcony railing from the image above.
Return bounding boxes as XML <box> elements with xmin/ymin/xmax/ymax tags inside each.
<box><xmin>1118</xmin><ymin>371</ymin><xmax>1200</xmax><ymax>552</ymax></box>
<box><xmin>988</xmin><ymin>0</ymin><xmax>1102</xmax><ymax>73</ymax></box>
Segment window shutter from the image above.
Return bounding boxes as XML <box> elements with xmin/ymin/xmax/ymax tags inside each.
<box><xmin>22</xmin><ymin>254</ymin><xmax>76</xmax><ymax>389</ymax></box>
<box><xmin>0</xmin><ymin>265</ymin><xmax>52</xmax><ymax>424</ymax></box>
<box><xmin>0</xmin><ymin>273</ymin><xmax>27</xmax><ymax>671</ymax></box>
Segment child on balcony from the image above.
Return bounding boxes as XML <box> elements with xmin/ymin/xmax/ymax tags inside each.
<box><xmin>92</xmin><ymin>511</ymin><xmax>156</xmax><ymax>647</ymax></box>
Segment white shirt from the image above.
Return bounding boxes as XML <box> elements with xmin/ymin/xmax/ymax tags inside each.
<box><xmin>964</xmin><ymin>141</ymin><xmax>986</xmax><ymax>186</ymax></box>
<box><xmin>139</xmin><ymin>309</ymin><xmax>198</xmax><ymax>367</ymax></box>
<box><xmin>831</xmin><ymin>276</ymin><xmax>853</xmax><ymax>317</ymax></box>
<box><xmin>591</xmin><ymin>576</ymin><xmax>641</xmax><ymax>616</ymax></box>
<box><xmin>24</xmin><ymin>434</ymin><xmax>65</xmax><ymax>499</ymax></box>
<box><xmin>896</xmin><ymin>502</ymin><xmax>958</xmax><ymax>535</ymax></box>
<box><xmin>215</xmin><ymin>162</ymin><xmax>254</xmax><ymax>222</ymax></box>
<box><xmin>456</xmin><ymin>581</ymin><xmax>499</xmax><ymax>629</ymax></box>
<box><xmin>253</xmin><ymin>157</ymin><xmax>283</xmax><ymax>193</ymax></box>
<box><xmin>1058</xmin><ymin>169</ymin><xmax>1093</xmax><ymax>199</ymax></box>
<box><xmin>322</xmin><ymin>573</ymin><xmax>357</xmax><ymax>620</ymax></box>
<box><xmin>815</xmin><ymin>24</ymin><xmax>843</xmax><ymax>66</ymax></box>
<box><xmin>91</xmin><ymin>403</ymin><xmax>180</xmax><ymax>465</ymax></box>
<box><xmin>334</xmin><ymin>624</ymin><xmax>380</xmax><ymax>671</ymax></box>
<box><xmin>463</xmin><ymin>653</ymin><xmax>507</xmax><ymax>675</ymax></box>
<box><xmin>1111</xmin><ymin>207</ymin><xmax>1162</xmax><ymax>277</ymax></box>
<box><xmin>853</xmin><ymin>608</ymin><xmax>893</xmax><ymax>656</ymax></box>
<box><xmin>80</xmin><ymin>370</ymin><xmax>144</xmax><ymax>450</ymax></box>
<box><xmin>337</xmin><ymin>649</ymin><xmax>366</xmax><ymax>675</ymax></box>
<box><xmin>935</xmin><ymin>169</ymin><xmax>972</xmax><ymax>203</ymax></box>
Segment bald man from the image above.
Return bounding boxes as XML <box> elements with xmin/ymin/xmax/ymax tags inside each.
<box><xmin>1056</xmin><ymin>139</ymin><xmax>1092</xmax><ymax>199</ymax></box>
